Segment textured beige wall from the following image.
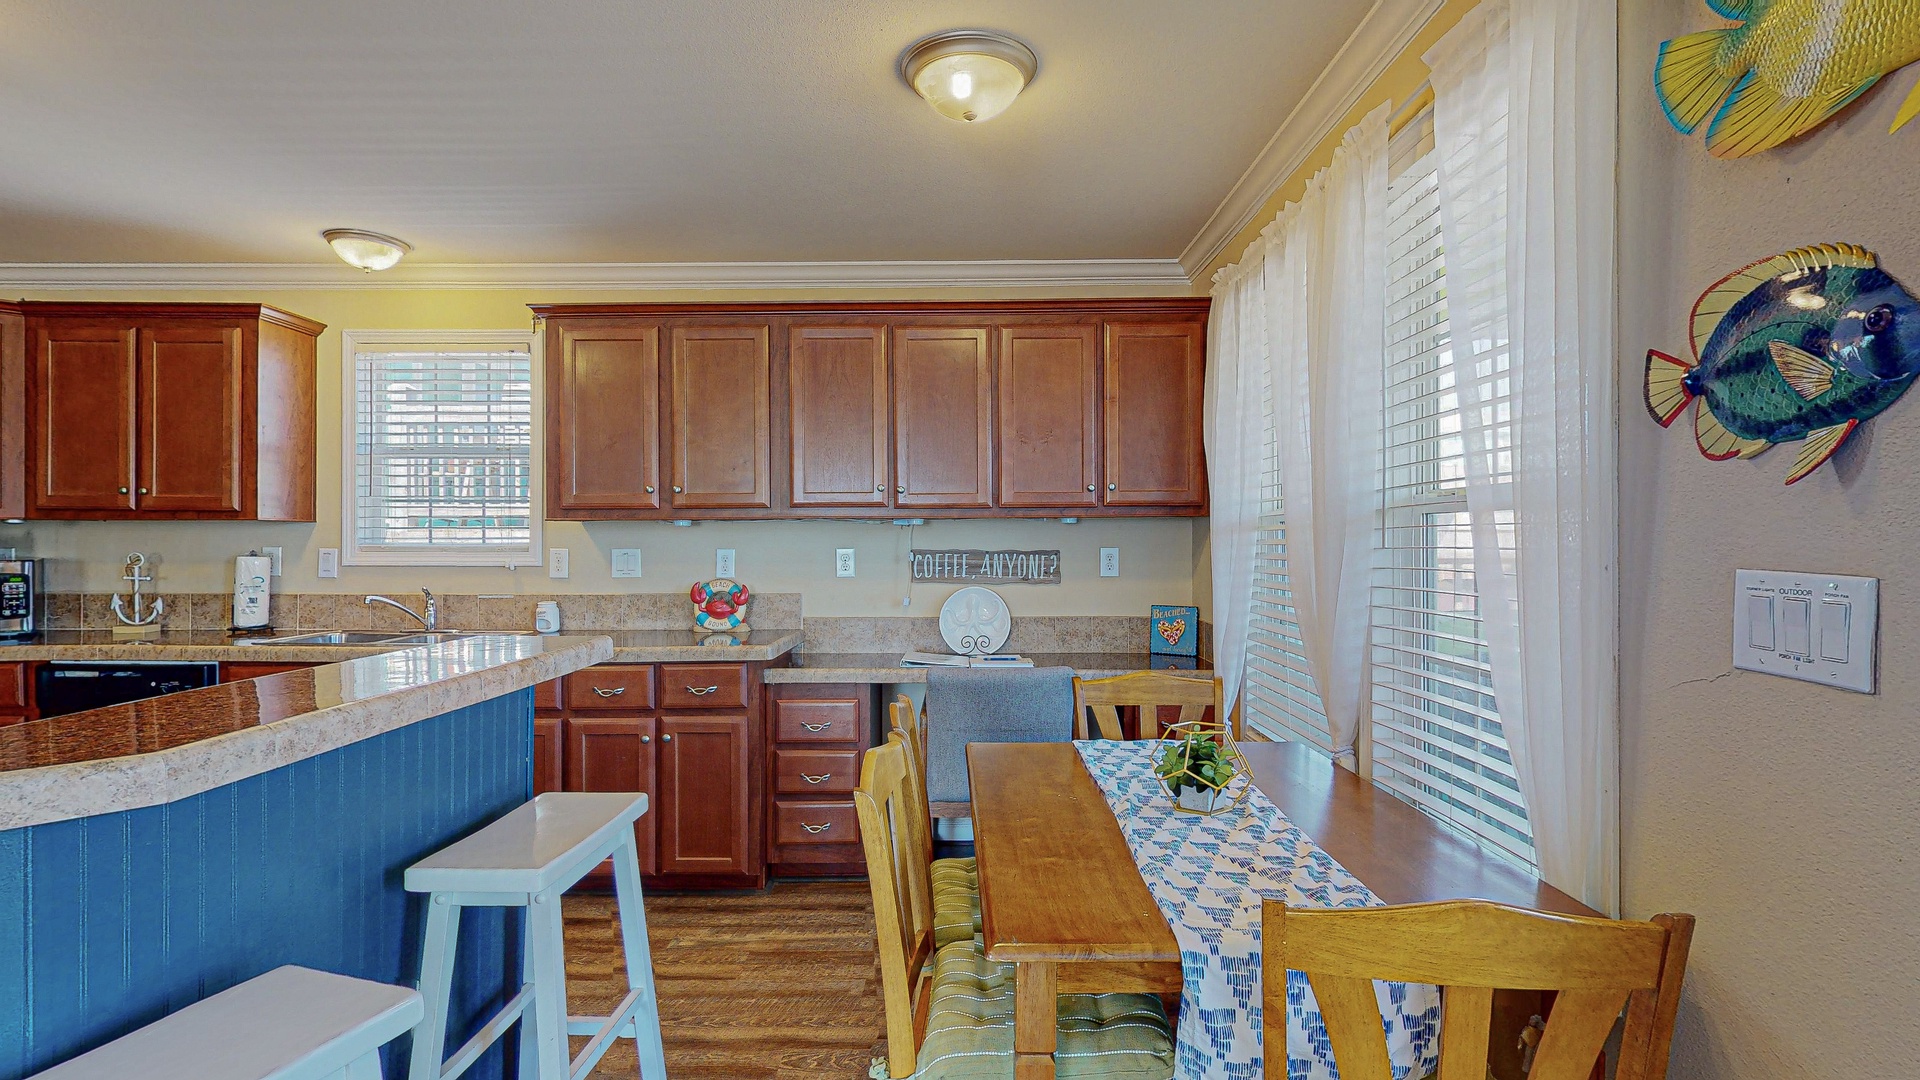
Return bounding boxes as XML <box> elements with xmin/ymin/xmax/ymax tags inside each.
<box><xmin>1618</xmin><ymin>2</ymin><xmax>1920</xmax><ymax>1075</ymax></box>
<box><xmin>0</xmin><ymin>283</ymin><xmax>1198</xmax><ymax>617</ymax></box>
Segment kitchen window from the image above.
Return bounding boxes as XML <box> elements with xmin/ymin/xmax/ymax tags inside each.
<box><xmin>1244</xmin><ymin>379</ymin><xmax>1333</xmax><ymax>750</ymax></box>
<box><xmin>342</xmin><ymin>330</ymin><xmax>540</xmax><ymax>567</ymax></box>
<box><xmin>1368</xmin><ymin>112</ymin><xmax>1533</xmax><ymax>867</ymax></box>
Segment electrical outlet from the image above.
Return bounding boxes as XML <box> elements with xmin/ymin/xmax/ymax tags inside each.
<box><xmin>548</xmin><ymin>547</ymin><xmax>569</xmax><ymax>579</ymax></box>
<box><xmin>610</xmin><ymin>548</ymin><xmax>643</xmax><ymax>578</ymax></box>
<box><xmin>1100</xmin><ymin>548</ymin><xmax>1120</xmax><ymax>577</ymax></box>
<box><xmin>317</xmin><ymin>548</ymin><xmax>339</xmax><ymax>578</ymax></box>
<box><xmin>836</xmin><ymin>548</ymin><xmax>856</xmax><ymax>577</ymax></box>
<box><xmin>263</xmin><ymin>546</ymin><xmax>283</xmax><ymax>577</ymax></box>
<box><xmin>716</xmin><ymin>549</ymin><xmax>736</xmax><ymax>578</ymax></box>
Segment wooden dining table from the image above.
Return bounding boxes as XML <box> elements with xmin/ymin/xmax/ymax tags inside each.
<box><xmin>967</xmin><ymin>740</ymin><xmax>1598</xmax><ymax>1080</ymax></box>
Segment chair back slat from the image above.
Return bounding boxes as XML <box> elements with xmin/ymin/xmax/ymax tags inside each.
<box><xmin>1073</xmin><ymin>672</ymin><xmax>1228</xmax><ymax>740</ymax></box>
<box><xmin>887</xmin><ymin>696</ymin><xmax>935</xmax><ymax>875</ymax></box>
<box><xmin>1262</xmin><ymin>899</ymin><xmax>1693</xmax><ymax>1080</ymax></box>
<box><xmin>854</xmin><ymin>741</ymin><xmax>937</xmax><ymax>1078</ymax></box>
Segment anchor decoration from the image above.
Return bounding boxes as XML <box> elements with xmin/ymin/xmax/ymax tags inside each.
<box><xmin>110</xmin><ymin>552</ymin><xmax>165</xmax><ymax>629</ymax></box>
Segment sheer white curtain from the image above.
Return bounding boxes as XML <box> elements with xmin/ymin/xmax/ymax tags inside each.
<box><xmin>1204</xmin><ymin>262</ymin><xmax>1271</xmax><ymax>720</ymax></box>
<box><xmin>1426</xmin><ymin>0</ymin><xmax>1620</xmax><ymax>912</ymax></box>
<box><xmin>1212</xmin><ymin>105</ymin><xmax>1389</xmax><ymax>765</ymax></box>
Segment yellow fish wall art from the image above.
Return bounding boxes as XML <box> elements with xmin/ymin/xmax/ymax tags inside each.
<box><xmin>1656</xmin><ymin>0</ymin><xmax>1920</xmax><ymax>158</ymax></box>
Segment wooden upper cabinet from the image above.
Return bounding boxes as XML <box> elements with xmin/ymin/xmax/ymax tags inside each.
<box><xmin>789</xmin><ymin>326</ymin><xmax>888</xmax><ymax>508</ymax></box>
<box><xmin>1103</xmin><ymin>321</ymin><xmax>1208</xmax><ymax>506</ymax></box>
<box><xmin>138</xmin><ymin>325</ymin><xmax>243</xmax><ymax>513</ymax></box>
<box><xmin>892</xmin><ymin>326</ymin><xmax>992</xmax><ymax>508</ymax></box>
<box><xmin>0</xmin><ymin>304</ymin><xmax>24</xmax><ymax>521</ymax></box>
<box><xmin>997</xmin><ymin>324</ymin><xmax>1098</xmax><ymax>507</ymax></box>
<box><xmin>32</xmin><ymin>320</ymin><xmax>137</xmax><ymax>511</ymax></box>
<box><xmin>549</xmin><ymin>323</ymin><xmax>661</xmax><ymax>513</ymax></box>
<box><xmin>669</xmin><ymin>326</ymin><xmax>772</xmax><ymax>509</ymax></box>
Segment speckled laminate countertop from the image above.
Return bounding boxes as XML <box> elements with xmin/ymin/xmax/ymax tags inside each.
<box><xmin>765</xmin><ymin>651</ymin><xmax>1211</xmax><ymax>683</ymax></box>
<box><xmin>0</xmin><ymin>627</ymin><xmax>803</xmax><ymax>664</ymax></box>
<box><xmin>0</xmin><ymin>633</ymin><xmax>613</xmax><ymax>830</ymax></box>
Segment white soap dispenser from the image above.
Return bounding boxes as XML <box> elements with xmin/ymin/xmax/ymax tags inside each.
<box><xmin>232</xmin><ymin>551</ymin><xmax>273</xmax><ymax>631</ymax></box>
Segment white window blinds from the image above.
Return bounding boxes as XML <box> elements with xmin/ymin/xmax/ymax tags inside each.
<box><xmin>1245</xmin><ymin>374</ymin><xmax>1334</xmax><ymax>749</ymax></box>
<box><xmin>1368</xmin><ymin>113</ymin><xmax>1534</xmax><ymax>866</ymax></box>
<box><xmin>347</xmin><ymin>336</ymin><xmax>538</xmax><ymax>566</ymax></box>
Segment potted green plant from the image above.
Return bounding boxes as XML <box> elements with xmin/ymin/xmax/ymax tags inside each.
<box><xmin>1152</xmin><ymin>727</ymin><xmax>1242</xmax><ymax>814</ymax></box>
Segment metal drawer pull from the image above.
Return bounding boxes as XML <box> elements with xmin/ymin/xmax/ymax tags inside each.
<box><xmin>687</xmin><ymin>685</ymin><xmax>719</xmax><ymax>695</ymax></box>
<box><xmin>592</xmin><ymin>686</ymin><xmax>626</xmax><ymax>697</ymax></box>
<box><xmin>799</xmin><ymin>822</ymin><xmax>832</xmax><ymax>834</ymax></box>
<box><xmin>800</xmin><ymin>772</ymin><xmax>832</xmax><ymax>784</ymax></box>
<box><xmin>801</xmin><ymin>721</ymin><xmax>832</xmax><ymax>732</ymax></box>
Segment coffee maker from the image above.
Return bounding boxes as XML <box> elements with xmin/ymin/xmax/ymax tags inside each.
<box><xmin>0</xmin><ymin>558</ymin><xmax>40</xmax><ymax>639</ymax></box>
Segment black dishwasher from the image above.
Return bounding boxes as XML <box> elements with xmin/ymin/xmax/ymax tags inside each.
<box><xmin>35</xmin><ymin>661</ymin><xmax>220</xmax><ymax>718</ymax></box>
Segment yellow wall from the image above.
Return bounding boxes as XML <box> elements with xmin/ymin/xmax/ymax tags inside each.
<box><xmin>0</xmin><ymin>283</ymin><xmax>1199</xmax><ymax>617</ymax></box>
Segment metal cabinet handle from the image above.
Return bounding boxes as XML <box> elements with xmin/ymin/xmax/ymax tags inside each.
<box><xmin>137</xmin><ymin>487</ymin><xmax>148</xmax><ymax>495</ymax></box>
<box><xmin>645</xmin><ymin>485</ymin><xmax>655</xmax><ymax>493</ymax></box>
<box><xmin>640</xmin><ymin>735</ymin><xmax>651</xmax><ymax>743</ymax></box>
<box><xmin>119</xmin><ymin>487</ymin><xmax>129</xmax><ymax>494</ymax></box>
<box><xmin>1108</xmin><ymin>483</ymin><xmax>1117</xmax><ymax>491</ymax></box>
<box><xmin>1086</xmin><ymin>484</ymin><xmax>1095</xmax><ymax>491</ymax></box>
<box><xmin>896</xmin><ymin>485</ymin><xmax>905</xmax><ymax>493</ymax></box>
<box><xmin>799</xmin><ymin>822</ymin><xmax>831</xmax><ymax>834</ymax></box>
<box><xmin>801</xmin><ymin>721</ymin><xmax>831</xmax><ymax>732</ymax></box>
<box><xmin>672</xmin><ymin>485</ymin><xmax>683</xmax><ymax>493</ymax></box>
<box><xmin>876</xmin><ymin>484</ymin><xmax>885</xmax><ymax>492</ymax></box>
<box><xmin>800</xmin><ymin>772</ymin><xmax>832</xmax><ymax>784</ymax></box>
<box><xmin>661</xmin><ymin>733</ymin><xmax>672</xmax><ymax>742</ymax></box>
<box><xmin>687</xmin><ymin>685</ymin><xmax>718</xmax><ymax>695</ymax></box>
<box><xmin>592</xmin><ymin>686</ymin><xmax>625</xmax><ymax>697</ymax></box>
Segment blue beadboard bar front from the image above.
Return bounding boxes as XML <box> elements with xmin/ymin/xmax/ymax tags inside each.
<box><xmin>0</xmin><ymin>688</ymin><xmax>535</xmax><ymax>1080</ymax></box>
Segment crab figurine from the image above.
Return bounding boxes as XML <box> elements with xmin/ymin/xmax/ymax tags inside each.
<box><xmin>690</xmin><ymin>578</ymin><xmax>750</xmax><ymax>633</ymax></box>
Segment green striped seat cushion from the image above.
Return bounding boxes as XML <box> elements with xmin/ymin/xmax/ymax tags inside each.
<box><xmin>912</xmin><ymin>936</ymin><xmax>1175</xmax><ymax>1079</ymax></box>
<box><xmin>931</xmin><ymin>857</ymin><xmax>981</xmax><ymax>949</ymax></box>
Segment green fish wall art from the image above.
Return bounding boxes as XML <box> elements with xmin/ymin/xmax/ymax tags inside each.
<box><xmin>1646</xmin><ymin>244</ymin><xmax>1920</xmax><ymax>484</ymax></box>
<box><xmin>1656</xmin><ymin>0</ymin><xmax>1920</xmax><ymax>158</ymax></box>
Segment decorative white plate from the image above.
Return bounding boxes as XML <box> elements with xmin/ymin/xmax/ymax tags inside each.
<box><xmin>939</xmin><ymin>586</ymin><xmax>1011</xmax><ymax>656</ymax></box>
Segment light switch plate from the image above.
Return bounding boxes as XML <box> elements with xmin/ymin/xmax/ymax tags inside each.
<box><xmin>263</xmin><ymin>547</ymin><xmax>283</xmax><ymax>577</ymax></box>
<box><xmin>317</xmin><ymin>548</ymin><xmax>339</xmax><ymax>578</ymax></box>
<box><xmin>610</xmin><ymin>548</ymin><xmax>642</xmax><ymax>578</ymax></box>
<box><xmin>835</xmin><ymin>548</ymin><xmax>856</xmax><ymax>577</ymax></box>
<box><xmin>1100</xmin><ymin>548</ymin><xmax>1120</xmax><ymax>577</ymax></box>
<box><xmin>1733</xmin><ymin>569</ymin><xmax>1877</xmax><ymax>693</ymax></box>
<box><xmin>548</xmin><ymin>548</ymin><xmax>569</xmax><ymax>579</ymax></box>
<box><xmin>716</xmin><ymin>549</ymin><xmax>736</xmax><ymax>578</ymax></box>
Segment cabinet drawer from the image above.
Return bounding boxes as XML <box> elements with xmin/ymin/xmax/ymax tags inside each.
<box><xmin>773</xmin><ymin>800</ymin><xmax>859</xmax><ymax>846</ymax></box>
<box><xmin>0</xmin><ymin>663</ymin><xmax>25</xmax><ymax>708</ymax></box>
<box><xmin>567</xmin><ymin>666</ymin><xmax>655</xmax><ymax>710</ymax></box>
<box><xmin>772</xmin><ymin>696</ymin><xmax>863</xmax><ymax>745</ymax></box>
<box><xmin>658</xmin><ymin>663</ymin><xmax>747</xmax><ymax>710</ymax></box>
<box><xmin>773</xmin><ymin>749</ymin><xmax>859</xmax><ymax>795</ymax></box>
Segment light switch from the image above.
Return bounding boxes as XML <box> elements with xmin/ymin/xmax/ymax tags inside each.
<box><xmin>1746</xmin><ymin>594</ymin><xmax>1774</xmax><ymax>649</ymax></box>
<box><xmin>610</xmin><ymin>549</ymin><xmax>642</xmax><ymax>579</ymax></box>
<box><xmin>1819</xmin><ymin>601</ymin><xmax>1850</xmax><ymax>662</ymax></box>
<box><xmin>1780</xmin><ymin>597</ymin><xmax>1811</xmax><ymax>655</ymax></box>
<box><xmin>317</xmin><ymin>548</ymin><xmax>339</xmax><ymax>579</ymax></box>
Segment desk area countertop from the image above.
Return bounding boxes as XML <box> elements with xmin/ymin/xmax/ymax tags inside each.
<box><xmin>0</xmin><ymin>633</ymin><xmax>613</xmax><ymax>830</ymax></box>
<box><xmin>766</xmin><ymin>651</ymin><xmax>1209</xmax><ymax>683</ymax></box>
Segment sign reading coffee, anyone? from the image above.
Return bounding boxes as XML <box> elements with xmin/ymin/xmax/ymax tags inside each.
<box><xmin>910</xmin><ymin>549</ymin><xmax>1061</xmax><ymax>585</ymax></box>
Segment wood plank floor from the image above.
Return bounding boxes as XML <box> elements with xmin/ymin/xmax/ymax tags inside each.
<box><xmin>563</xmin><ymin>882</ymin><xmax>881</xmax><ymax>1079</ymax></box>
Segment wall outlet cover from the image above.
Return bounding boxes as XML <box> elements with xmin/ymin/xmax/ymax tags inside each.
<box><xmin>263</xmin><ymin>547</ymin><xmax>283</xmax><ymax>577</ymax></box>
<box><xmin>836</xmin><ymin>548</ymin><xmax>856</xmax><ymax>577</ymax></box>
<box><xmin>317</xmin><ymin>548</ymin><xmax>339</xmax><ymax>578</ymax></box>
<box><xmin>1100</xmin><ymin>548</ymin><xmax>1120</xmax><ymax>577</ymax></box>
<box><xmin>610</xmin><ymin>548</ymin><xmax>642</xmax><ymax>578</ymax></box>
<box><xmin>548</xmin><ymin>548</ymin><xmax>569</xmax><ymax>579</ymax></box>
<box><xmin>716</xmin><ymin>548</ymin><xmax>736</xmax><ymax>578</ymax></box>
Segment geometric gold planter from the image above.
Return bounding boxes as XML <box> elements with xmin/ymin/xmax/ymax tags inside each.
<box><xmin>1151</xmin><ymin>720</ymin><xmax>1254</xmax><ymax>816</ymax></box>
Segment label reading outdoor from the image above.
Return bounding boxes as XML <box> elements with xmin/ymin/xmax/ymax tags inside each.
<box><xmin>910</xmin><ymin>549</ymin><xmax>1061</xmax><ymax>585</ymax></box>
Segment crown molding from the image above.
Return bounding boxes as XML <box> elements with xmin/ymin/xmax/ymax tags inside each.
<box><xmin>1178</xmin><ymin>0</ymin><xmax>1444</xmax><ymax>278</ymax></box>
<box><xmin>0</xmin><ymin>258</ymin><xmax>1192</xmax><ymax>291</ymax></box>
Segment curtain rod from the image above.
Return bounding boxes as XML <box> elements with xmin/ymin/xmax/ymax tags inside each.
<box><xmin>1387</xmin><ymin>80</ymin><xmax>1435</xmax><ymax>138</ymax></box>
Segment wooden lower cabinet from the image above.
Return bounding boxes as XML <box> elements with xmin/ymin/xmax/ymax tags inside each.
<box><xmin>766</xmin><ymin>683</ymin><xmax>876</xmax><ymax>877</ymax></box>
<box><xmin>564</xmin><ymin>714</ymin><xmax>659</xmax><ymax>875</ymax></box>
<box><xmin>657</xmin><ymin>713</ymin><xmax>754</xmax><ymax>876</ymax></box>
<box><xmin>533</xmin><ymin>716</ymin><xmax>563</xmax><ymax>796</ymax></box>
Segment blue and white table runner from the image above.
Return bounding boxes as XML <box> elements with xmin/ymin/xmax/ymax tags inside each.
<box><xmin>1074</xmin><ymin>740</ymin><xmax>1441</xmax><ymax>1080</ymax></box>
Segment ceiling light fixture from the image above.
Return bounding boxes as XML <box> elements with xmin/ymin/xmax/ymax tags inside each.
<box><xmin>322</xmin><ymin>228</ymin><xmax>413</xmax><ymax>272</ymax></box>
<box><xmin>900</xmin><ymin>30</ymin><xmax>1037</xmax><ymax>123</ymax></box>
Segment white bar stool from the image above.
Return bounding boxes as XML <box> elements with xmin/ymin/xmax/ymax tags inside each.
<box><xmin>404</xmin><ymin>792</ymin><xmax>666</xmax><ymax>1080</ymax></box>
<box><xmin>30</xmin><ymin>965</ymin><xmax>423</xmax><ymax>1080</ymax></box>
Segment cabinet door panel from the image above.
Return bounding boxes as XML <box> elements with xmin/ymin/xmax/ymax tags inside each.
<box><xmin>657</xmin><ymin>713</ymin><xmax>752</xmax><ymax>876</ymax></box>
<box><xmin>669</xmin><ymin>326</ymin><xmax>771</xmax><ymax>509</ymax></box>
<box><xmin>138</xmin><ymin>325</ymin><xmax>244</xmax><ymax>513</ymax></box>
<box><xmin>564</xmin><ymin>715</ymin><xmax>658</xmax><ymax>875</ymax></box>
<box><xmin>550</xmin><ymin>325</ymin><xmax>660</xmax><ymax>512</ymax></box>
<box><xmin>789</xmin><ymin>326</ymin><xmax>888</xmax><ymax>507</ymax></box>
<box><xmin>534</xmin><ymin>717</ymin><xmax>563</xmax><ymax>796</ymax></box>
<box><xmin>1</xmin><ymin>307</ymin><xmax>24</xmax><ymax>521</ymax></box>
<box><xmin>997</xmin><ymin>324</ymin><xmax>1098</xmax><ymax>507</ymax></box>
<box><xmin>33</xmin><ymin>322</ymin><xmax>136</xmax><ymax>510</ymax></box>
<box><xmin>1103</xmin><ymin>321</ymin><xmax>1207</xmax><ymax>506</ymax></box>
<box><xmin>892</xmin><ymin>327</ymin><xmax>991</xmax><ymax>508</ymax></box>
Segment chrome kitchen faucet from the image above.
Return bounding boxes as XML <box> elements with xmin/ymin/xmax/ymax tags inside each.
<box><xmin>364</xmin><ymin>588</ymin><xmax>436</xmax><ymax>631</ymax></box>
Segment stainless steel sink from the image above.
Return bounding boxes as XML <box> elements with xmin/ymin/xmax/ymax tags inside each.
<box><xmin>235</xmin><ymin>630</ymin><xmax>473</xmax><ymax>646</ymax></box>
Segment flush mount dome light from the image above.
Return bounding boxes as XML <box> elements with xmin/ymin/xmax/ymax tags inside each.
<box><xmin>322</xmin><ymin>228</ymin><xmax>413</xmax><ymax>272</ymax></box>
<box><xmin>901</xmin><ymin>30</ymin><xmax>1037</xmax><ymax>123</ymax></box>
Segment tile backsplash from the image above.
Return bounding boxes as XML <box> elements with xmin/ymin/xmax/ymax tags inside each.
<box><xmin>41</xmin><ymin>591</ymin><xmax>805</xmax><ymax>633</ymax></box>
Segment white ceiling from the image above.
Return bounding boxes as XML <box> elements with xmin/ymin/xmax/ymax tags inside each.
<box><xmin>0</xmin><ymin>1</ymin><xmax>1370</xmax><ymax>267</ymax></box>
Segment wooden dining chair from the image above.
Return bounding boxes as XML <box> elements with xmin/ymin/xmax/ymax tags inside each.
<box><xmin>856</xmin><ymin>740</ymin><xmax>1178</xmax><ymax>1080</ymax></box>
<box><xmin>1073</xmin><ymin>671</ymin><xmax>1229</xmax><ymax>740</ymax></box>
<box><xmin>1261</xmin><ymin>899</ymin><xmax>1694</xmax><ymax>1080</ymax></box>
<box><xmin>889</xmin><ymin>697</ymin><xmax>982</xmax><ymax>949</ymax></box>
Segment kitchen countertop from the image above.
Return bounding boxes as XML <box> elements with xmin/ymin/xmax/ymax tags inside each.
<box><xmin>0</xmin><ymin>627</ymin><xmax>803</xmax><ymax>664</ymax></box>
<box><xmin>765</xmin><ymin>651</ymin><xmax>1212</xmax><ymax>683</ymax></box>
<box><xmin>0</xmin><ymin>633</ymin><xmax>612</xmax><ymax>830</ymax></box>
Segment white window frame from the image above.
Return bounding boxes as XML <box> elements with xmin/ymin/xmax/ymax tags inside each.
<box><xmin>340</xmin><ymin>328</ymin><xmax>543</xmax><ymax>568</ymax></box>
